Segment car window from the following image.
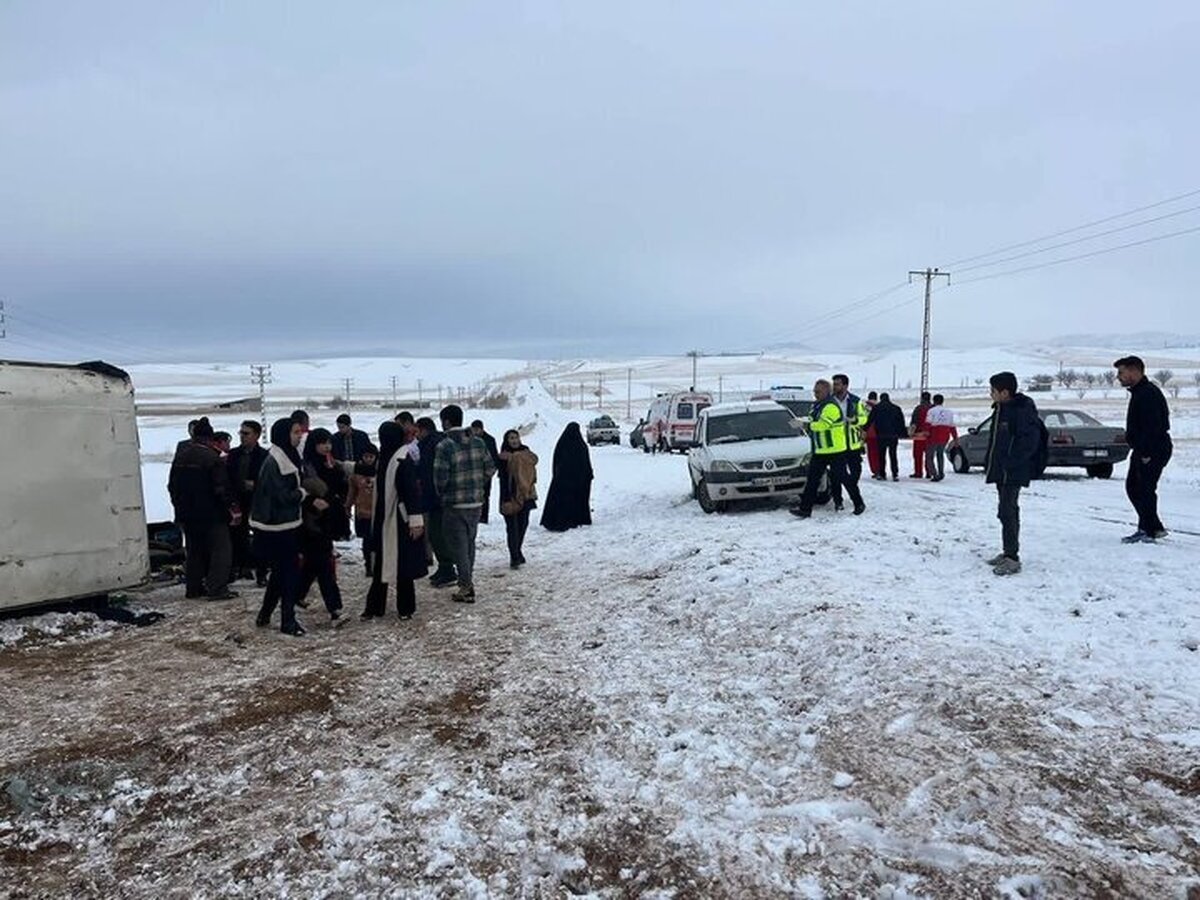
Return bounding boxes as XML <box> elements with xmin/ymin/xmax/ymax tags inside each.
<box><xmin>975</xmin><ymin>415</ymin><xmax>993</xmax><ymax>433</ymax></box>
<box><xmin>677</xmin><ymin>403</ymin><xmax>695</xmax><ymax>420</ymax></box>
<box><xmin>1041</xmin><ymin>412</ymin><xmax>1064</xmax><ymax>427</ymax></box>
<box><xmin>706</xmin><ymin>410</ymin><xmax>796</xmax><ymax>443</ymax></box>
<box><xmin>1059</xmin><ymin>411</ymin><xmax>1100</xmax><ymax>427</ymax></box>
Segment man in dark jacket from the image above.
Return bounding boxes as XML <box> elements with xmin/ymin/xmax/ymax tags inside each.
<box><xmin>226</xmin><ymin>420</ymin><xmax>269</xmax><ymax>584</ymax></box>
<box><xmin>168</xmin><ymin>419</ymin><xmax>237</xmax><ymax>599</ymax></box>
<box><xmin>866</xmin><ymin>392</ymin><xmax>906</xmax><ymax>481</ymax></box>
<box><xmin>332</xmin><ymin>414</ymin><xmax>372</xmax><ymax>462</ymax></box>
<box><xmin>1116</xmin><ymin>355</ymin><xmax>1173</xmax><ymax>542</ymax></box>
<box><xmin>470</xmin><ymin>419</ymin><xmax>501</xmax><ymax>524</ymax></box>
<box><xmin>416</xmin><ymin>417</ymin><xmax>455</xmax><ymax>587</ymax></box>
<box><xmin>983</xmin><ymin>372</ymin><xmax>1042</xmax><ymax>577</ymax></box>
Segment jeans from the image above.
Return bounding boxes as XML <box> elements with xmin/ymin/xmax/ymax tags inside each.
<box><xmin>877</xmin><ymin>437</ymin><xmax>900</xmax><ymax>478</ymax></box>
<box><xmin>996</xmin><ymin>484</ymin><xmax>1022</xmax><ymax>561</ymax></box>
<box><xmin>504</xmin><ymin>508</ymin><xmax>531</xmax><ymax>564</ymax></box>
<box><xmin>830</xmin><ymin>451</ymin><xmax>864</xmax><ymax>507</ymax></box>
<box><xmin>299</xmin><ymin>550</ymin><xmax>343</xmax><ymax>615</ymax></box>
<box><xmin>925</xmin><ymin>442</ymin><xmax>947</xmax><ymax>480</ymax></box>
<box><xmin>1126</xmin><ymin>450</ymin><xmax>1171</xmax><ymax>534</ymax></box>
<box><xmin>183</xmin><ymin>521</ymin><xmax>232</xmax><ymax>597</ymax></box>
<box><xmin>256</xmin><ymin>529</ymin><xmax>303</xmax><ymax>630</ymax></box>
<box><xmin>443</xmin><ymin>506</ymin><xmax>482</xmax><ymax>590</ymax></box>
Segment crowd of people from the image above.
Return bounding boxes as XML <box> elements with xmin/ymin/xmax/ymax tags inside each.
<box><xmin>786</xmin><ymin>358</ymin><xmax>1174</xmax><ymax>577</ymax></box>
<box><xmin>168</xmin><ymin>406</ymin><xmax>595</xmax><ymax>635</ymax></box>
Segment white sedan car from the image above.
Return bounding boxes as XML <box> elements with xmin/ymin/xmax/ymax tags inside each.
<box><xmin>687</xmin><ymin>401</ymin><xmax>828</xmax><ymax>514</ymax></box>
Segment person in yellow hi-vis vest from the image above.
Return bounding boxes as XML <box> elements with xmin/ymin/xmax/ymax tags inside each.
<box><xmin>829</xmin><ymin>373</ymin><xmax>869</xmax><ymax>513</ymax></box>
<box><xmin>790</xmin><ymin>379</ymin><xmax>865</xmax><ymax>518</ymax></box>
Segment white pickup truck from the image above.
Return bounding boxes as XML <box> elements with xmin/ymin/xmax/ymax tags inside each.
<box><xmin>586</xmin><ymin>415</ymin><xmax>622</xmax><ymax>446</ymax></box>
<box><xmin>687</xmin><ymin>401</ymin><xmax>828</xmax><ymax>514</ymax></box>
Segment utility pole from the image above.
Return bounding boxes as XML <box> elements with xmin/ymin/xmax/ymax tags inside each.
<box><xmin>598</xmin><ymin>371</ymin><xmax>604</xmax><ymax>413</ymax></box>
<box><xmin>250</xmin><ymin>364</ymin><xmax>272</xmax><ymax>432</ymax></box>
<box><xmin>389</xmin><ymin>375</ymin><xmax>399</xmax><ymax>408</ymax></box>
<box><xmin>0</xmin><ymin>300</ymin><xmax>6</xmax><ymax>340</ymax></box>
<box><xmin>908</xmin><ymin>267</ymin><xmax>951</xmax><ymax>395</ymax></box>
<box><xmin>718</xmin><ymin>374</ymin><xmax>723</xmax><ymax>403</ymax></box>
<box><xmin>626</xmin><ymin>368</ymin><xmax>632</xmax><ymax>420</ymax></box>
<box><xmin>417</xmin><ymin>378</ymin><xmax>423</xmax><ymax>406</ymax></box>
<box><xmin>686</xmin><ymin>350</ymin><xmax>701</xmax><ymax>390</ymax></box>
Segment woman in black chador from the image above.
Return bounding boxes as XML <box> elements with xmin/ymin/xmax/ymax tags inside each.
<box><xmin>540</xmin><ymin>423</ymin><xmax>594</xmax><ymax>532</ymax></box>
<box><xmin>362</xmin><ymin>421</ymin><xmax>428</xmax><ymax>619</ymax></box>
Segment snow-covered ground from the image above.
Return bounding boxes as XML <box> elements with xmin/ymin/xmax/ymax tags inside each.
<box><xmin>2</xmin><ymin>368</ymin><xmax>1199</xmax><ymax>897</ymax></box>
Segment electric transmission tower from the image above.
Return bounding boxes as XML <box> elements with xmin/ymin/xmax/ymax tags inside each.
<box><xmin>250</xmin><ymin>364</ymin><xmax>272</xmax><ymax>432</ymax></box>
<box><xmin>907</xmin><ymin>268</ymin><xmax>951</xmax><ymax>395</ymax></box>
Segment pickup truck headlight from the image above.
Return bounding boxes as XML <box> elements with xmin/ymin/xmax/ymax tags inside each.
<box><xmin>710</xmin><ymin>460</ymin><xmax>738</xmax><ymax>472</ymax></box>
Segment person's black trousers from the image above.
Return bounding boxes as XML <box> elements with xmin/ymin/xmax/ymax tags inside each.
<box><xmin>996</xmin><ymin>484</ymin><xmax>1022</xmax><ymax>560</ymax></box>
<box><xmin>364</xmin><ymin>577</ymin><xmax>416</xmax><ymax>617</ymax></box>
<box><xmin>299</xmin><ymin>550</ymin><xmax>343</xmax><ymax>615</ymax></box>
<box><xmin>1126</xmin><ymin>449</ymin><xmax>1171</xmax><ymax>534</ymax></box>
<box><xmin>427</xmin><ymin>508</ymin><xmax>456</xmax><ymax>579</ymax></box>
<box><xmin>830</xmin><ymin>451</ymin><xmax>864</xmax><ymax>507</ymax></box>
<box><xmin>797</xmin><ymin>454</ymin><xmax>846</xmax><ymax>514</ymax></box>
<box><xmin>183</xmin><ymin>521</ymin><xmax>232</xmax><ymax>597</ymax></box>
<box><xmin>877</xmin><ymin>437</ymin><xmax>900</xmax><ymax>478</ymax></box>
<box><xmin>256</xmin><ymin>529</ymin><xmax>302</xmax><ymax>630</ymax></box>
<box><xmin>504</xmin><ymin>509</ymin><xmax>531</xmax><ymax>564</ymax></box>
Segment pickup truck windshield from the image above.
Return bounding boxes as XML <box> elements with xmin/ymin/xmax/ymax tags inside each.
<box><xmin>706</xmin><ymin>410</ymin><xmax>796</xmax><ymax>444</ymax></box>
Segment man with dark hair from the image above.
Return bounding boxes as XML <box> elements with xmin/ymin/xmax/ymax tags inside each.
<box><xmin>168</xmin><ymin>418</ymin><xmax>237</xmax><ymax>600</ymax></box>
<box><xmin>924</xmin><ymin>394</ymin><xmax>958</xmax><ymax>482</ymax></box>
<box><xmin>434</xmin><ymin>405</ymin><xmax>497</xmax><ymax>602</ymax></box>
<box><xmin>470</xmin><ymin>419</ymin><xmax>501</xmax><ymax>524</ymax></box>
<box><xmin>983</xmin><ymin>372</ymin><xmax>1042</xmax><ymax>576</ymax></box>
<box><xmin>226</xmin><ymin>420</ymin><xmax>268</xmax><ymax>584</ymax></box>
<box><xmin>1115</xmin><ymin>355</ymin><xmax>1173</xmax><ymax>542</ymax></box>
<box><xmin>333</xmin><ymin>413</ymin><xmax>371</xmax><ymax>462</ymax></box>
<box><xmin>866</xmin><ymin>391</ymin><xmax>906</xmax><ymax>480</ymax></box>
<box><xmin>791</xmin><ymin>379</ymin><xmax>863</xmax><ymax>518</ymax></box>
<box><xmin>829</xmin><ymin>374</ymin><xmax>867</xmax><ymax>514</ymax></box>
<box><xmin>291</xmin><ymin>409</ymin><xmax>310</xmax><ymax>429</ymax></box>
<box><xmin>416</xmin><ymin>417</ymin><xmax>455</xmax><ymax>586</ymax></box>
<box><xmin>395</xmin><ymin>410</ymin><xmax>415</xmax><ymax>426</ymax></box>
<box><xmin>909</xmin><ymin>392</ymin><xmax>933</xmax><ymax>478</ymax></box>
<box><xmin>212</xmin><ymin>431</ymin><xmax>232</xmax><ymax>455</ymax></box>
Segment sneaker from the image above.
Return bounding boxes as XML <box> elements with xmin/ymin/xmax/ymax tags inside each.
<box><xmin>993</xmin><ymin>557</ymin><xmax>1022</xmax><ymax>576</ymax></box>
<box><xmin>451</xmin><ymin>588</ymin><xmax>476</xmax><ymax>604</ymax></box>
<box><xmin>206</xmin><ymin>589</ymin><xmax>239</xmax><ymax>601</ymax></box>
<box><xmin>330</xmin><ymin>609</ymin><xmax>343</xmax><ymax>622</ymax></box>
<box><xmin>281</xmin><ymin>622</ymin><xmax>307</xmax><ymax>637</ymax></box>
<box><xmin>852</xmin><ymin>502</ymin><xmax>866</xmax><ymax>516</ymax></box>
<box><xmin>1120</xmin><ymin>530</ymin><xmax>1149</xmax><ymax>544</ymax></box>
<box><xmin>834</xmin><ymin>502</ymin><xmax>845</xmax><ymax>512</ymax></box>
<box><xmin>429</xmin><ymin>571</ymin><xmax>457</xmax><ymax>589</ymax></box>
<box><xmin>985</xmin><ymin>553</ymin><xmax>1008</xmax><ymax>567</ymax></box>
<box><xmin>908</xmin><ymin>474</ymin><xmax>923</xmax><ymax>479</ymax></box>
<box><xmin>892</xmin><ymin>475</ymin><xmax>899</xmax><ymax>482</ymax></box>
<box><xmin>255</xmin><ymin>612</ymin><xmax>271</xmax><ymax>627</ymax></box>
<box><xmin>1151</xmin><ymin>529</ymin><xmax>1169</xmax><ymax>540</ymax></box>
<box><xmin>789</xmin><ymin>507</ymin><xmax>812</xmax><ymax>519</ymax></box>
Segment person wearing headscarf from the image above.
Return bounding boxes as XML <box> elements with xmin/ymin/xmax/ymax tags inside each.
<box><xmin>294</xmin><ymin>427</ymin><xmax>347</xmax><ymax>620</ymax></box>
<box><xmin>498</xmin><ymin>429</ymin><xmax>538</xmax><ymax>567</ymax></box>
<box><xmin>362</xmin><ymin>421</ymin><xmax>429</xmax><ymax>619</ymax></box>
<box><xmin>540</xmin><ymin>423</ymin><xmax>593</xmax><ymax>532</ymax></box>
<box><xmin>251</xmin><ymin>417</ymin><xmax>317</xmax><ymax>636</ymax></box>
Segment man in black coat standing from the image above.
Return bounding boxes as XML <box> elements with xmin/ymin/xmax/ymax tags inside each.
<box><xmin>1115</xmin><ymin>355</ymin><xmax>1173</xmax><ymax>543</ymax></box>
<box><xmin>983</xmin><ymin>372</ymin><xmax>1042</xmax><ymax>577</ymax></box>
<box><xmin>471</xmin><ymin>420</ymin><xmax>501</xmax><ymax>524</ymax></box>
<box><xmin>416</xmin><ymin>417</ymin><xmax>456</xmax><ymax>587</ymax></box>
<box><xmin>333</xmin><ymin>414</ymin><xmax>372</xmax><ymax>463</ymax></box>
<box><xmin>168</xmin><ymin>419</ymin><xmax>237</xmax><ymax>600</ymax></box>
<box><xmin>226</xmin><ymin>420</ymin><xmax>269</xmax><ymax>585</ymax></box>
<box><xmin>866</xmin><ymin>392</ymin><xmax>906</xmax><ymax>481</ymax></box>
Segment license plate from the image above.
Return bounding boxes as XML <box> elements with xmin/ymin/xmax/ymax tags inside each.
<box><xmin>1082</xmin><ymin>449</ymin><xmax>1107</xmax><ymax>457</ymax></box>
<box><xmin>753</xmin><ymin>476</ymin><xmax>792</xmax><ymax>486</ymax></box>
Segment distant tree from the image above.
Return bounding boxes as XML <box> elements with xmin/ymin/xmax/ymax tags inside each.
<box><xmin>1194</xmin><ymin>372</ymin><xmax>1200</xmax><ymax>397</ymax></box>
<box><xmin>1100</xmin><ymin>370</ymin><xmax>1116</xmax><ymax>388</ymax></box>
<box><xmin>973</xmin><ymin>377</ymin><xmax>983</xmax><ymax>386</ymax></box>
<box><xmin>1076</xmin><ymin>387</ymin><xmax>1088</xmax><ymax>399</ymax></box>
<box><xmin>1083</xmin><ymin>372</ymin><xmax>1098</xmax><ymax>387</ymax></box>
<box><xmin>1169</xmin><ymin>384</ymin><xmax>1181</xmax><ymax>399</ymax></box>
<box><xmin>1153</xmin><ymin>369</ymin><xmax>1174</xmax><ymax>388</ymax></box>
<box><xmin>1057</xmin><ymin>368</ymin><xmax>1079</xmax><ymax>388</ymax></box>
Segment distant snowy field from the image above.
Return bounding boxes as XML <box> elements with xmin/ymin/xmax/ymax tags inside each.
<box><xmin>3</xmin><ymin>352</ymin><xmax>1198</xmax><ymax>896</ymax></box>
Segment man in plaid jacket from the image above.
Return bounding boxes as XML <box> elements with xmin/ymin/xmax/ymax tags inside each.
<box><xmin>434</xmin><ymin>404</ymin><xmax>497</xmax><ymax>603</ymax></box>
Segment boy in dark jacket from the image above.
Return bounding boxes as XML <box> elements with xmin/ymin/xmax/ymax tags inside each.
<box><xmin>983</xmin><ymin>372</ymin><xmax>1042</xmax><ymax>576</ymax></box>
<box><xmin>168</xmin><ymin>419</ymin><xmax>236</xmax><ymax>599</ymax></box>
<box><xmin>866</xmin><ymin>392</ymin><xmax>906</xmax><ymax>481</ymax></box>
<box><xmin>1115</xmin><ymin>355</ymin><xmax>1173</xmax><ymax>542</ymax></box>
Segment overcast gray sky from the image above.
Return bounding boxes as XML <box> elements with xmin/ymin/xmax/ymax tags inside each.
<box><xmin>2</xmin><ymin>1</ymin><xmax>1198</xmax><ymax>361</ymax></box>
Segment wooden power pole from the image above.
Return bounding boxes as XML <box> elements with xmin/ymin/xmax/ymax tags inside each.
<box><xmin>908</xmin><ymin>268</ymin><xmax>950</xmax><ymax>395</ymax></box>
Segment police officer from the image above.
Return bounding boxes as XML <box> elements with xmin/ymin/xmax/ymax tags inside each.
<box><xmin>790</xmin><ymin>379</ymin><xmax>865</xmax><ymax>518</ymax></box>
<box><xmin>829</xmin><ymin>373</ymin><xmax>868</xmax><ymax>514</ymax></box>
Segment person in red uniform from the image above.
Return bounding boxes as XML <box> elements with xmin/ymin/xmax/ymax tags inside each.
<box><xmin>864</xmin><ymin>391</ymin><xmax>881</xmax><ymax>478</ymax></box>
<box><xmin>909</xmin><ymin>391</ymin><xmax>932</xmax><ymax>479</ymax></box>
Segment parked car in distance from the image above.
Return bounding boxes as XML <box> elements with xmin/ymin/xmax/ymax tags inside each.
<box><xmin>643</xmin><ymin>391</ymin><xmax>713</xmax><ymax>453</ymax></box>
<box><xmin>950</xmin><ymin>407</ymin><xmax>1129</xmax><ymax>479</ymax></box>
<box><xmin>749</xmin><ymin>386</ymin><xmax>815</xmax><ymax>419</ymax></box>
<box><xmin>630</xmin><ymin>420</ymin><xmax>646</xmax><ymax>449</ymax></box>
<box><xmin>586</xmin><ymin>415</ymin><xmax>622</xmax><ymax>446</ymax></box>
<box><xmin>688</xmin><ymin>401</ymin><xmax>828</xmax><ymax>513</ymax></box>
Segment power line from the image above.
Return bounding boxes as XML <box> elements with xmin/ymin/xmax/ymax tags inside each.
<box><xmin>941</xmin><ymin>185</ymin><xmax>1200</xmax><ymax>268</ymax></box>
<box><xmin>953</xmin><ymin>202</ymin><xmax>1200</xmax><ymax>274</ymax></box>
<box><xmin>955</xmin><ymin>223</ymin><xmax>1200</xmax><ymax>286</ymax></box>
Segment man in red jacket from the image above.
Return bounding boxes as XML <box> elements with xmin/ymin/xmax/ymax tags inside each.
<box><xmin>909</xmin><ymin>392</ymin><xmax>932</xmax><ymax>479</ymax></box>
<box><xmin>864</xmin><ymin>391</ymin><xmax>881</xmax><ymax>478</ymax></box>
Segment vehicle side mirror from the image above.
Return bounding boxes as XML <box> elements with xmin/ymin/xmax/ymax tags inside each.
<box><xmin>968</xmin><ymin>427</ymin><xmax>977</xmax><ymax>435</ymax></box>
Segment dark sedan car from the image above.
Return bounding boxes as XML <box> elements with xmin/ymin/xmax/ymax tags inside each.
<box><xmin>950</xmin><ymin>407</ymin><xmax>1130</xmax><ymax>479</ymax></box>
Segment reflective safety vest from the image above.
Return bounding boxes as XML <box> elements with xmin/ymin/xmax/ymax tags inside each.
<box><xmin>809</xmin><ymin>398</ymin><xmax>849</xmax><ymax>455</ymax></box>
<box><xmin>843</xmin><ymin>394</ymin><xmax>869</xmax><ymax>451</ymax></box>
